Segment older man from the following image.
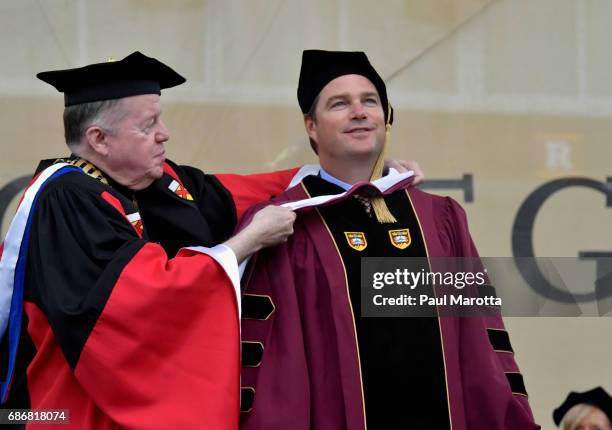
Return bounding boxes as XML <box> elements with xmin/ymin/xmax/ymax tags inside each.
<box><xmin>238</xmin><ymin>50</ymin><xmax>539</xmax><ymax>430</ymax></box>
<box><xmin>0</xmin><ymin>52</ymin><xmax>300</xmax><ymax>429</ymax></box>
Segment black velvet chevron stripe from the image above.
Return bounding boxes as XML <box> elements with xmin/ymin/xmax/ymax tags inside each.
<box><xmin>240</xmin><ymin>387</ymin><xmax>255</xmax><ymax>413</ymax></box>
<box><xmin>241</xmin><ymin>342</ymin><xmax>264</xmax><ymax>367</ymax></box>
<box><xmin>505</xmin><ymin>372</ymin><xmax>528</xmax><ymax>396</ymax></box>
<box><xmin>487</xmin><ymin>329</ymin><xmax>514</xmax><ymax>353</ymax></box>
<box><xmin>242</xmin><ymin>294</ymin><xmax>275</xmax><ymax>320</ymax></box>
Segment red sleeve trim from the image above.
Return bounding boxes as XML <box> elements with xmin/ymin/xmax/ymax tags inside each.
<box><xmin>75</xmin><ymin>243</ymin><xmax>240</xmax><ymax>428</ymax></box>
<box><xmin>216</xmin><ymin>168</ymin><xmax>299</xmax><ymax>221</ymax></box>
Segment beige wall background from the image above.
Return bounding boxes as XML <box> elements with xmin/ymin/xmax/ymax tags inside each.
<box><xmin>1</xmin><ymin>0</ymin><xmax>611</xmax><ymax>427</ymax></box>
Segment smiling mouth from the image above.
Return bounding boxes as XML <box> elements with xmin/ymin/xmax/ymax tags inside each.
<box><xmin>345</xmin><ymin>127</ymin><xmax>374</xmax><ymax>133</ymax></box>
<box><xmin>345</xmin><ymin>127</ymin><xmax>374</xmax><ymax>134</ymax></box>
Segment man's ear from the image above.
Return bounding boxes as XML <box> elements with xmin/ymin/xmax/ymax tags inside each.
<box><xmin>303</xmin><ymin>115</ymin><xmax>318</xmax><ymax>154</ymax></box>
<box><xmin>84</xmin><ymin>126</ymin><xmax>109</xmax><ymax>156</ymax></box>
<box><xmin>304</xmin><ymin>114</ymin><xmax>317</xmax><ymax>141</ymax></box>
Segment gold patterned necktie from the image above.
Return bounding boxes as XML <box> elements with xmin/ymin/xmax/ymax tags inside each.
<box><xmin>354</xmin><ymin>195</ymin><xmax>373</xmax><ymax>217</ymax></box>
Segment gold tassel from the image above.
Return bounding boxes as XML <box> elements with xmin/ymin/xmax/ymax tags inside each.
<box><xmin>369</xmin><ymin>106</ymin><xmax>397</xmax><ymax>224</ymax></box>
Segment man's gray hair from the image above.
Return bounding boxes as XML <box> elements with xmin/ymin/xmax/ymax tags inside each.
<box><xmin>63</xmin><ymin>98</ymin><xmax>126</xmax><ymax>152</ymax></box>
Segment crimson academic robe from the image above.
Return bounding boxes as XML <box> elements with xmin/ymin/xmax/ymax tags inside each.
<box><xmin>238</xmin><ymin>174</ymin><xmax>539</xmax><ymax>430</ymax></box>
<box><xmin>0</xmin><ymin>157</ymin><xmax>296</xmax><ymax>430</ymax></box>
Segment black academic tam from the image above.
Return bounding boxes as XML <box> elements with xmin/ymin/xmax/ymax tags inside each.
<box><xmin>553</xmin><ymin>386</ymin><xmax>612</xmax><ymax>425</ymax></box>
<box><xmin>37</xmin><ymin>51</ymin><xmax>186</xmax><ymax>106</ymax></box>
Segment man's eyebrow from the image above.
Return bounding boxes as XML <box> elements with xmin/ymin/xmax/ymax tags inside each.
<box><xmin>140</xmin><ymin>113</ymin><xmax>159</xmax><ymax>127</ymax></box>
<box><xmin>324</xmin><ymin>93</ymin><xmax>349</xmax><ymax>105</ymax></box>
<box><xmin>361</xmin><ymin>91</ymin><xmax>380</xmax><ymax>99</ymax></box>
<box><xmin>325</xmin><ymin>92</ymin><xmax>380</xmax><ymax>105</ymax></box>
<box><xmin>148</xmin><ymin>110</ymin><xmax>162</xmax><ymax>121</ymax></box>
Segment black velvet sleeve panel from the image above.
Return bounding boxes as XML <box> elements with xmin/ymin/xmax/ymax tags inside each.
<box><xmin>25</xmin><ymin>172</ymin><xmax>145</xmax><ymax>369</ymax></box>
<box><xmin>175</xmin><ymin>162</ymin><xmax>237</xmax><ymax>243</ymax></box>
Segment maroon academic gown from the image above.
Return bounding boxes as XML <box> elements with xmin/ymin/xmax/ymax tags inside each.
<box><xmin>238</xmin><ymin>175</ymin><xmax>539</xmax><ymax>430</ymax></box>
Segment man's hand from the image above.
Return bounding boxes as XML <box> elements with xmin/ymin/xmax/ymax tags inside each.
<box><xmin>224</xmin><ymin>205</ymin><xmax>296</xmax><ymax>263</ymax></box>
<box><xmin>385</xmin><ymin>160</ymin><xmax>424</xmax><ymax>185</ymax></box>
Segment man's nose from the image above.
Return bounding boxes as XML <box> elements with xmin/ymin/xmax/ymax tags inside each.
<box><xmin>350</xmin><ymin>102</ymin><xmax>367</xmax><ymax>119</ymax></box>
<box><xmin>156</xmin><ymin>120</ymin><xmax>170</xmax><ymax>142</ymax></box>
